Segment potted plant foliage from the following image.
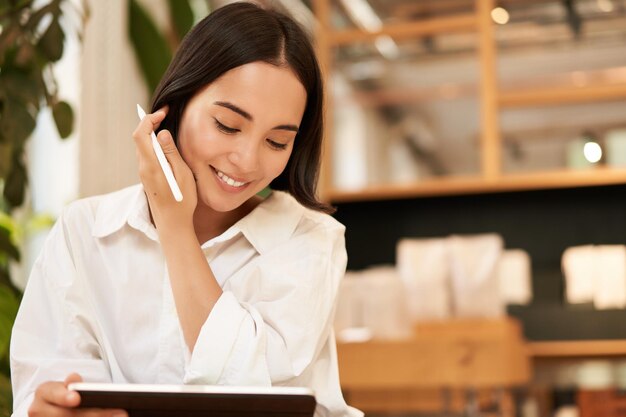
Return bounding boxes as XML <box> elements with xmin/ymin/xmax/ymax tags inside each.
<box><xmin>0</xmin><ymin>0</ymin><xmax>87</xmax><ymax>414</ymax></box>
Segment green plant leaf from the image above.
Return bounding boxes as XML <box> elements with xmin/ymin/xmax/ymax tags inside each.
<box><xmin>0</xmin><ymin>212</ymin><xmax>16</xmax><ymax>237</ymax></box>
<box><xmin>0</xmin><ymin>229</ymin><xmax>19</xmax><ymax>262</ymax></box>
<box><xmin>0</xmin><ymin>1</ymin><xmax>10</xmax><ymax>15</ymax></box>
<box><xmin>0</xmin><ymin>103</ymin><xmax>36</xmax><ymax>146</ymax></box>
<box><xmin>2</xmin><ymin>156</ymin><xmax>27</xmax><ymax>208</ymax></box>
<box><xmin>52</xmin><ymin>100</ymin><xmax>73</xmax><ymax>138</ymax></box>
<box><xmin>0</xmin><ymin>348</ymin><xmax>10</xmax><ymax>379</ymax></box>
<box><xmin>128</xmin><ymin>0</ymin><xmax>172</xmax><ymax>93</ymax></box>
<box><xmin>0</xmin><ymin>143</ymin><xmax>11</xmax><ymax>179</ymax></box>
<box><xmin>167</xmin><ymin>0</ymin><xmax>194</xmax><ymax>42</ymax></box>
<box><xmin>10</xmin><ymin>0</ymin><xmax>33</xmax><ymax>11</ymax></box>
<box><xmin>257</xmin><ymin>187</ymin><xmax>271</xmax><ymax>198</ymax></box>
<box><xmin>0</xmin><ymin>283</ymin><xmax>19</xmax><ymax>360</ymax></box>
<box><xmin>37</xmin><ymin>16</ymin><xmax>64</xmax><ymax>62</ymax></box>
<box><xmin>0</xmin><ymin>269</ymin><xmax>11</xmax><ymax>293</ymax></box>
<box><xmin>26</xmin><ymin>213</ymin><xmax>54</xmax><ymax>233</ymax></box>
<box><xmin>1</xmin><ymin>68</ymin><xmax>42</xmax><ymax>106</ymax></box>
<box><xmin>0</xmin><ymin>372</ymin><xmax>11</xmax><ymax>417</ymax></box>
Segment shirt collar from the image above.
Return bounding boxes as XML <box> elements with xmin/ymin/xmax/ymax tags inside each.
<box><xmin>92</xmin><ymin>185</ymin><xmax>303</xmax><ymax>254</ymax></box>
<box><xmin>235</xmin><ymin>190</ymin><xmax>303</xmax><ymax>254</ymax></box>
<box><xmin>92</xmin><ymin>184</ymin><xmax>152</xmax><ymax>239</ymax></box>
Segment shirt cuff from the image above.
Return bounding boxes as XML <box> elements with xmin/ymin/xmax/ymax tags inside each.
<box><xmin>11</xmin><ymin>392</ymin><xmax>34</xmax><ymax>417</ymax></box>
<box><xmin>184</xmin><ymin>291</ymin><xmax>247</xmax><ymax>384</ymax></box>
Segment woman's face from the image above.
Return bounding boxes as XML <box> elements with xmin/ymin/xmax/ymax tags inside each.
<box><xmin>178</xmin><ymin>61</ymin><xmax>307</xmax><ymax>213</ymax></box>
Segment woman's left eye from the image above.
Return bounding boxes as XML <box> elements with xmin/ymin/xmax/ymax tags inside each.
<box><xmin>214</xmin><ymin>118</ymin><xmax>239</xmax><ymax>134</ymax></box>
<box><xmin>267</xmin><ymin>139</ymin><xmax>288</xmax><ymax>150</ymax></box>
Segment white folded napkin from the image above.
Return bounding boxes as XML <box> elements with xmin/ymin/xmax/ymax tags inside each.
<box><xmin>396</xmin><ymin>238</ymin><xmax>451</xmax><ymax>321</ymax></box>
<box><xmin>594</xmin><ymin>245</ymin><xmax>626</xmax><ymax>309</ymax></box>
<box><xmin>497</xmin><ymin>249</ymin><xmax>533</xmax><ymax>305</ymax></box>
<box><xmin>335</xmin><ymin>266</ymin><xmax>412</xmax><ymax>341</ymax></box>
<box><xmin>562</xmin><ymin>245</ymin><xmax>597</xmax><ymax>304</ymax></box>
<box><xmin>448</xmin><ymin>233</ymin><xmax>505</xmax><ymax>318</ymax></box>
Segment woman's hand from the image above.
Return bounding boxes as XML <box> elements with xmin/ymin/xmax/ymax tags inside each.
<box><xmin>28</xmin><ymin>373</ymin><xmax>127</xmax><ymax>417</ymax></box>
<box><xmin>132</xmin><ymin>106</ymin><xmax>197</xmax><ymax>232</ymax></box>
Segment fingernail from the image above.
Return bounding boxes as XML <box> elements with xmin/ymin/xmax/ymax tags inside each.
<box><xmin>66</xmin><ymin>392</ymin><xmax>77</xmax><ymax>402</ymax></box>
<box><xmin>158</xmin><ymin>133</ymin><xmax>168</xmax><ymax>144</ymax></box>
<box><xmin>113</xmin><ymin>412</ymin><xmax>127</xmax><ymax>417</ymax></box>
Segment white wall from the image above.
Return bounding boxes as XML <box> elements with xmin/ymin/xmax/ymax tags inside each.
<box><xmin>79</xmin><ymin>0</ymin><xmax>151</xmax><ymax>198</ymax></box>
<box><xmin>15</xmin><ymin>0</ymin><xmax>168</xmax><ymax>287</ymax></box>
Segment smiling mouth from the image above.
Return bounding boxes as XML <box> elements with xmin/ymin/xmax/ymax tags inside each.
<box><xmin>212</xmin><ymin>167</ymin><xmax>249</xmax><ymax>188</ymax></box>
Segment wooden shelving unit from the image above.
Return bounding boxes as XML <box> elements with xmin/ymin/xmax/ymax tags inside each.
<box><xmin>500</xmin><ymin>82</ymin><xmax>626</xmax><ymax>108</ymax></box>
<box><xmin>528</xmin><ymin>340</ymin><xmax>626</xmax><ymax>358</ymax></box>
<box><xmin>312</xmin><ymin>0</ymin><xmax>626</xmax><ymax>203</ymax></box>
<box><xmin>337</xmin><ymin>319</ymin><xmax>529</xmax><ymax>416</ymax></box>
<box><xmin>329</xmin><ymin>13</ymin><xmax>478</xmax><ymax>45</ymax></box>
<box><xmin>312</xmin><ymin>5</ymin><xmax>626</xmax><ymax>411</ymax></box>
<box><xmin>328</xmin><ymin>167</ymin><xmax>626</xmax><ymax>203</ymax></box>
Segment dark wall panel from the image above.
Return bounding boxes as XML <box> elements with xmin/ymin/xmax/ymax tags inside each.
<box><xmin>332</xmin><ymin>184</ymin><xmax>626</xmax><ymax>339</ymax></box>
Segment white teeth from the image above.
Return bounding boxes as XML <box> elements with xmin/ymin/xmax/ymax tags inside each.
<box><xmin>216</xmin><ymin>169</ymin><xmax>246</xmax><ymax>187</ymax></box>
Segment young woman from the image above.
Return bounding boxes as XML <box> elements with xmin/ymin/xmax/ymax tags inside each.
<box><xmin>10</xmin><ymin>3</ymin><xmax>362</xmax><ymax>417</ymax></box>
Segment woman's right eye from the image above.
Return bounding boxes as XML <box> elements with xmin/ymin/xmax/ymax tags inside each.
<box><xmin>214</xmin><ymin>118</ymin><xmax>240</xmax><ymax>134</ymax></box>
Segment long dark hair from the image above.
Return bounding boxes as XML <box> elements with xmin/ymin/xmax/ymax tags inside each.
<box><xmin>151</xmin><ymin>2</ymin><xmax>333</xmax><ymax>213</ymax></box>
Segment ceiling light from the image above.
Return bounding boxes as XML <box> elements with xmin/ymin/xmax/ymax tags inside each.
<box><xmin>339</xmin><ymin>0</ymin><xmax>399</xmax><ymax>60</ymax></box>
<box><xmin>491</xmin><ymin>7</ymin><xmax>510</xmax><ymax>25</ymax></box>
<box><xmin>374</xmin><ymin>35</ymin><xmax>399</xmax><ymax>60</ymax></box>
<box><xmin>583</xmin><ymin>141</ymin><xmax>602</xmax><ymax>163</ymax></box>
<box><xmin>339</xmin><ymin>0</ymin><xmax>382</xmax><ymax>32</ymax></box>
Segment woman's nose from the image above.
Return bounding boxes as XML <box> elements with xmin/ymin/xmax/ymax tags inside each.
<box><xmin>228</xmin><ymin>138</ymin><xmax>260</xmax><ymax>173</ymax></box>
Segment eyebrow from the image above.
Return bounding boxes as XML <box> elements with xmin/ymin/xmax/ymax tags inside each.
<box><xmin>213</xmin><ymin>101</ymin><xmax>299</xmax><ymax>132</ymax></box>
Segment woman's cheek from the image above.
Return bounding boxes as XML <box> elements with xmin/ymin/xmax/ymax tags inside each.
<box><xmin>271</xmin><ymin>153</ymin><xmax>291</xmax><ymax>178</ymax></box>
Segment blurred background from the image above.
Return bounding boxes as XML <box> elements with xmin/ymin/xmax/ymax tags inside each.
<box><xmin>2</xmin><ymin>0</ymin><xmax>626</xmax><ymax>416</ymax></box>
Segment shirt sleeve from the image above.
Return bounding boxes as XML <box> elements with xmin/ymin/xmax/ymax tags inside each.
<box><xmin>10</xmin><ymin>212</ymin><xmax>111</xmax><ymax>417</ymax></box>
<box><xmin>183</xmin><ymin>223</ymin><xmax>347</xmax><ymax>386</ymax></box>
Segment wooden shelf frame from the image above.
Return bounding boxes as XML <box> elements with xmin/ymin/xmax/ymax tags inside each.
<box><xmin>311</xmin><ymin>0</ymin><xmax>626</xmax><ymax>203</ymax></box>
<box><xmin>327</xmin><ymin>167</ymin><xmax>626</xmax><ymax>203</ymax></box>
<box><xmin>330</xmin><ymin>13</ymin><xmax>477</xmax><ymax>45</ymax></box>
<box><xmin>528</xmin><ymin>340</ymin><xmax>626</xmax><ymax>358</ymax></box>
<box><xmin>500</xmin><ymin>82</ymin><xmax>626</xmax><ymax>108</ymax></box>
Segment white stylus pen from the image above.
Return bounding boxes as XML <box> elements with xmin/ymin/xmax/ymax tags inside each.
<box><xmin>136</xmin><ymin>104</ymin><xmax>183</xmax><ymax>202</ymax></box>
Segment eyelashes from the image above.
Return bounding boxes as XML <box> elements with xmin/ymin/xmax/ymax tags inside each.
<box><xmin>213</xmin><ymin>118</ymin><xmax>288</xmax><ymax>150</ymax></box>
<box><xmin>214</xmin><ymin>118</ymin><xmax>240</xmax><ymax>134</ymax></box>
<box><xmin>267</xmin><ymin>139</ymin><xmax>287</xmax><ymax>150</ymax></box>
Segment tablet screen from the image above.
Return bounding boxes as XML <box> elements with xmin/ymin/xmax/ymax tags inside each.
<box><xmin>68</xmin><ymin>383</ymin><xmax>316</xmax><ymax>417</ymax></box>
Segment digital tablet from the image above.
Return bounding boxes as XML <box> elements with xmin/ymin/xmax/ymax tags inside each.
<box><xmin>68</xmin><ymin>382</ymin><xmax>316</xmax><ymax>417</ymax></box>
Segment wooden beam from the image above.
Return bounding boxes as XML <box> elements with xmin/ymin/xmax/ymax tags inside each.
<box><xmin>330</xmin><ymin>14</ymin><xmax>477</xmax><ymax>46</ymax></box>
<box><xmin>312</xmin><ymin>0</ymin><xmax>333</xmax><ymax>202</ymax></box>
<box><xmin>500</xmin><ymin>82</ymin><xmax>626</xmax><ymax>107</ymax></box>
<box><xmin>529</xmin><ymin>340</ymin><xmax>626</xmax><ymax>358</ymax></box>
<box><xmin>327</xmin><ymin>168</ymin><xmax>626</xmax><ymax>203</ymax></box>
<box><xmin>477</xmin><ymin>0</ymin><xmax>501</xmax><ymax>179</ymax></box>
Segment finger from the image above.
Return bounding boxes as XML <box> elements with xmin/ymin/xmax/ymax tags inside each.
<box><xmin>147</xmin><ymin>105</ymin><xmax>169</xmax><ymax>130</ymax></box>
<box><xmin>64</xmin><ymin>373</ymin><xmax>83</xmax><ymax>385</ymax></box>
<box><xmin>63</xmin><ymin>373</ymin><xmax>83</xmax><ymax>407</ymax></box>
<box><xmin>36</xmin><ymin>381</ymin><xmax>78</xmax><ymax>408</ymax></box>
<box><xmin>28</xmin><ymin>402</ymin><xmax>73</xmax><ymax>417</ymax></box>
<box><xmin>132</xmin><ymin>106</ymin><xmax>168</xmax><ymax>147</ymax></box>
<box><xmin>156</xmin><ymin>130</ymin><xmax>182</xmax><ymax>162</ymax></box>
<box><xmin>134</xmin><ymin>124</ymin><xmax>164</xmax><ymax>175</ymax></box>
<box><xmin>156</xmin><ymin>130</ymin><xmax>189</xmax><ymax>182</ymax></box>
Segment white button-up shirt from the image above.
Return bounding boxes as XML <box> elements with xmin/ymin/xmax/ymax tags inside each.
<box><xmin>10</xmin><ymin>184</ymin><xmax>362</xmax><ymax>417</ymax></box>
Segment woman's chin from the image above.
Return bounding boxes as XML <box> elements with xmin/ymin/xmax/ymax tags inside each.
<box><xmin>197</xmin><ymin>191</ymin><xmax>250</xmax><ymax>213</ymax></box>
